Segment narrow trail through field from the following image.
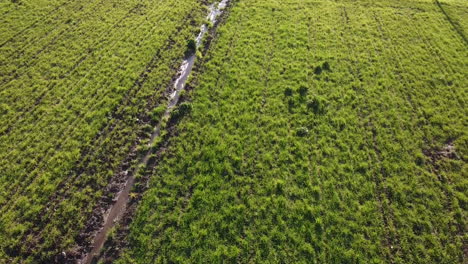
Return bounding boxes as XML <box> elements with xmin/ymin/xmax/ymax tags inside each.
<box><xmin>80</xmin><ymin>1</ymin><xmax>229</xmax><ymax>263</ymax></box>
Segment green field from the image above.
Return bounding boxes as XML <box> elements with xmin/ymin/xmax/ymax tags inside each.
<box><xmin>1</xmin><ymin>0</ymin><xmax>467</xmax><ymax>263</ymax></box>
<box><xmin>0</xmin><ymin>0</ymin><xmax>211</xmax><ymax>262</ymax></box>
<box><xmin>117</xmin><ymin>0</ymin><xmax>467</xmax><ymax>263</ymax></box>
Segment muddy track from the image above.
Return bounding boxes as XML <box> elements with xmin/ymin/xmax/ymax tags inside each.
<box><xmin>90</xmin><ymin>4</ymin><xmax>236</xmax><ymax>262</ymax></box>
<box><xmin>55</xmin><ymin>1</ymin><xmax>233</xmax><ymax>263</ymax></box>
<box><xmin>12</xmin><ymin>11</ymin><xmax>197</xmax><ymax>261</ymax></box>
<box><xmin>0</xmin><ymin>8</ymin><xmax>196</xmax><ymax>262</ymax></box>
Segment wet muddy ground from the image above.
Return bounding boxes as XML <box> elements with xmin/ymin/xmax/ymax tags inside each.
<box><xmin>74</xmin><ymin>1</ymin><xmax>231</xmax><ymax>263</ymax></box>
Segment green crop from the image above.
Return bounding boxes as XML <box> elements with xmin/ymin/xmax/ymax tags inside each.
<box><xmin>0</xmin><ymin>0</ymin><xmax>211</xmax><ymax>262</ymax></box>
<box><xmin>1</xmin><ymin>0</ymin><xmax>467</xmax><ymax>263</ymax></box>
<box><xmin>118</xmin><ymin>0</ymin><xmax>467</xmax><ymax>263</ymax></box>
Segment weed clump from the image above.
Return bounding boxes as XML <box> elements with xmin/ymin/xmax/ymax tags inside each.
<box><xmin>314</xmin><ymin>65</ymin><xmax>322</xmax><ymax>75</ymax></box>
<box><xmin>186</xmin><ymin>39</ymin><xmax>197</xmax><ymax>55</ymax></box>
<box><xmin>298</xmin><ymin>86</ymin><xmax>308</xmax><ymax>97</ymax></box>
<box><xmin>151</xmin><ymin>105</ymin><xmax>166</xmax><ymax>122</ymax></box>
<box><xmin>171</xmin><ymin>102</ymin><xmax>193</xmax><ymax>122</ymax></box>
<box><xmin>314</xmin><ymin>62</ymin><xmax>331</xmax><ymax>75</ymax></box>
<box><xmin>178</xmin><ymin>102</ymin><xmax>193</xmax><ymax>115</ymax></box>
<box><xmin>307</xmin><ymin>96</ymin><xmax>327</xmax><ymax>114</ymax></box>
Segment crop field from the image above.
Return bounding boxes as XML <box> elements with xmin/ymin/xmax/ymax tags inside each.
<box><xmin>1</xmin><ymin>0</ymin><xmax>467</xmax><ymax>263</ymax></box>
<box><xmin>115</xmin><ymin>0</ymin><xmax>467</xmax><ymax>263</ymax></box>
<box><xmin>0</xmin><ymin>0</ymin><xmax>212</xmax><ymax>262</ymax></box>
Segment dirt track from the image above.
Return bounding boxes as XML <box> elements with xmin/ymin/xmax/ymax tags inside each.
<box><xmin>77</xmin><ymin>1</ymin><xmax>232</xmax><ymax>263</ymax></box>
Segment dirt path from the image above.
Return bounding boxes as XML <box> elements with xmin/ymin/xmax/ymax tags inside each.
<box><xmin>80</xmin><ymin>1</ymin><xmax>230</xmax><ymax>263</ymax></box>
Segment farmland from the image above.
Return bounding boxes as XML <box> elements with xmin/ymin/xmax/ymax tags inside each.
<box><xmin>115</xmin><ymin>0</ymin><xmax>467</xmax><ymax>263</ymax></box>
<box><xmin>1</xmin><ymin>0</ymin><xmax>467</xmax><ymax>263</ymax></box>
<box><xmin>0</xmin><ymin>0</ymin><xmax>213</xmax><ymax>262</ymax></box>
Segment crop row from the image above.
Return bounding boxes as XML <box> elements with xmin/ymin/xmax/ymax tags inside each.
<box><xmin>117</xmin><ymin>0</ymin><xmax>466</xmax><ymax>263</ymax></box>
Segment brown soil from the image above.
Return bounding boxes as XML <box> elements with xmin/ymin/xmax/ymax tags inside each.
<box><xmin>423</xmin><ymin>140</ymin><xmax>459</xmax><ymax>168</ymax></box>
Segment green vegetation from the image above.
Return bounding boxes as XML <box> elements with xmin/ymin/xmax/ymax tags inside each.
<box><xmin>117</xmin><ymin>0</ymin><xmax>467</xmax><ymax>263</ymax></box>
<box><xmin>187</xmin><ymin>39</ymin><xmax>198</xmax><ymax>55</ymax></box>
<box><xmin>437</xmin><ymin>0</ymin><xmax>468</xmax><ymax>44</ymax></box>
<box><xmin>1</xmin><ymin>0</ymin><xmax>467</xmax><ymax>263</ymax></box>
<box><xmin>0</xmin><ymin>0</ymin><xmax>212</xmax><ymax>262</ymax></box>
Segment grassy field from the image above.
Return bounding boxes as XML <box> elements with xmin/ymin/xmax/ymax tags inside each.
<box><xmin>1</xmin><ymin>0</ymin><xmax>466</xmax><ymax>263</ymax></box>
<box><xmin>116</xmin><ymin>0</ymin><xmax>467</xmax><ymax>263</ymax></box>
<box><xmin>0</xmin><ymin>0</ymin><xmax>212</xmax><ymax>262</ymax></box>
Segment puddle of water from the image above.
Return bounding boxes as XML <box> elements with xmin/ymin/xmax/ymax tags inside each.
<box><xmin>170</xmin><ymin>0</ymin><xmax>228</xmax><ymax>106</ymax></box>
<box><xmin>81</xmin><ymin>1</ymin><xmax>229</xmax><ymax>263</ymax></box>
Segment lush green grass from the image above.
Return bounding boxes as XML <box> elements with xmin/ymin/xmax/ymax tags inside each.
<box><xmin>437</xmin><ymin>0</ymin><xmax>468</xmax><ymax>44</ymax></box>
<box><xmin>0</xmin><ymin>0</ymin><xmax>211</xmax><ymax>262</ymax></box>
<box><xmin>118</xmin><ymin>0</ymin><xmax>467</xmax><ymax>263</ymax></box>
